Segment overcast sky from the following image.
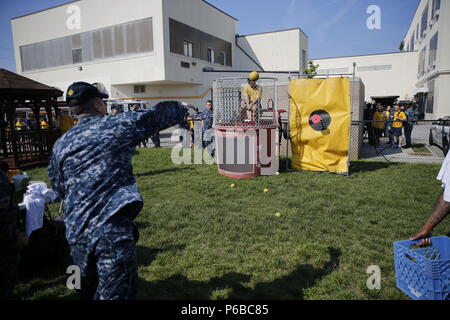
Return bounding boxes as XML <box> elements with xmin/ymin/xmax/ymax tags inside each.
<box><xmin>0</xmin><ymin>0</ymin><xmax>420</xmax><ymax>72</ymax></box>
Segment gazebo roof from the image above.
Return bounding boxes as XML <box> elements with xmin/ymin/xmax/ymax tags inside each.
<box><xmin>0</xmin><ymin>68</ymin><xmax>63</xmax><ymax>97</ymax></box>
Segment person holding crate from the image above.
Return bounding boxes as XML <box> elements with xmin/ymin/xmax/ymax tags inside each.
<box><xmin>411</xmin><ymin>151</ymin><xmax>450</xmax><ymax>247</ymax></box>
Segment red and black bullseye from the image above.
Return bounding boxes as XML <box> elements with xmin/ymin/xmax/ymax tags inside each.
<box><xmin>309</xmin><ymin>110</ymin><xmax>331</xmax><ymax>131</ymax></box>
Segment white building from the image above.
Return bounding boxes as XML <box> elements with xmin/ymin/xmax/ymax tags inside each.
<box><xmin>314</xmin><ymin>51</ymin><xmax>419</xmax><ymax>104</ymax></box>
<box><xmin>401</xmin><ymin>0</ymin><xmax>450</xmax><ymax>119</ymax></box>
<box><xmin>313</xmin><ymin>0</ymin><xmax>449</xmax><ymax>120</ymax></box>
<box><xmin>11</xmin><ymin>0</ymin><xmax>308</xmax><ymax>108</ymax></box>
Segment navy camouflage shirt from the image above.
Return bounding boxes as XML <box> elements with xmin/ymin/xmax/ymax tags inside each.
<box><xmin>48</xmin><ymin>101</ymin><xmax>188</xmax><ymax>245</ymax></box>
<box><xmin>201</xmin><ymin>109</ymin><xmax>214</xmax><ymax>130</ymax></box>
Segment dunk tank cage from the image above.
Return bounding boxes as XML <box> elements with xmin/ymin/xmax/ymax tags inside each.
<box><xmin>213</xmin><ymin>77</ymin><xmax>279</xmax><ymax>178</ymax></box>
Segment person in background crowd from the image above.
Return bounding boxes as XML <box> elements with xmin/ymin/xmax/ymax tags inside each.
<box><xmin>403</xmin><ymin>105</ymin><xmax>415</xmax><ymax>149</ymax></box>
<box><xmin>386</xmin><ymin>106</ymin><xmax>395</xmax><ymax>145</ymax></box>
<box><xmin>411</xmin><ymin>150</ymin><xmax>450</xmax><ymax>246</ymax></box>
<box><xmin>390</xmin><ymin>105</ymin><xmax>407</xmax><ymax>149</ymax></box>
<box><xmin>40</xmin><ymin>117</ymin><xmax>49</xmax><ymax>129</ymax></box>
<box><xmin>110</xmin><ymin>105</ymin><xmax>123</xmax><ymax>116</ymax></box>
<box><xmin>201</xmin><ymin>100</ymin><xmax>215</xmax><ymax>156</ymax></box>
<box><xmin>49</xmin><ymin>82</ymin><xmax>199</xmax><ymax>300</ymax></box>
<box><xmin>412</xmin><ymin>105</ymin><xmax>421</xmax><ymax>124</ymax></box>
<box><xmin>15</xmin><ymin>118</ymin><xmax>24</xmax><ymax>131</ymax></box>
<box><xmin>178</xmin><ymin>111</ymin><xmax>191</xmax><ymax>147</ymax></box>
<box><xmin>24</xmin><ymin>116</ymin><xmax>32</xmax><ymax>130</ymax></box>
<box><xmin>372</xmin><ymin>104</ymin><xmax>386</xmax><ymax>146</ymax></box>
<box><xmin>364</xmin><ymin>104</ymin><xmax>376</xmax><ymax>146</ymax></box>
<box><xmin>186</xmin><ymin>113</ymin><xmax>196</xmax><ymax>149</ymax></box>
<box><xmin>383</xmin><ymin>106</ymin><xmax>391</xmax><ymax>138</ymax></box>
<box><xmin>56</xmin><ymin>110</ymin><xmax>75</xmax><ymax>135</ymax></box>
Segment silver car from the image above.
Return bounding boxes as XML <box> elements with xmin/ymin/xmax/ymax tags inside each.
<box><xmin>429</xmin><ymin>117</ymin><xmax>450</xmax><ymax>156</ymax></box>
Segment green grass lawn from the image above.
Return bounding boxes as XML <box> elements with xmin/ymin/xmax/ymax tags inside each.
<box><xmin>11</xmin><ymin>148</ymin><xmax>448</xmax><ymax>300</ymax></box>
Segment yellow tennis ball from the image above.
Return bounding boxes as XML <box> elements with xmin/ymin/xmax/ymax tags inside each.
<box><xmin>230</xmin><ymin>183</ymin><xmax>236</xmax><ymax>188</ymax></box>
<box><xmin>275</xmin><ymin>212</ymin><xmax>282</xmax><ymax>217</ymax></box>
<box><xmin>264</xmin><ymin>188</ymin><xmax>269</xmax><ymax>193</ymax></box>
<box><xmin>275</xmin><ymin>172</ymin><xmax>280</xmax><ymax>176</ymax></box>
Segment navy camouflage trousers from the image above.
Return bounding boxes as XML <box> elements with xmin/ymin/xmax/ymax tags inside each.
<box><xmin>70</xmin><ymin>214</ymin><xmax>138</xmax><ymax>300</ymax></box>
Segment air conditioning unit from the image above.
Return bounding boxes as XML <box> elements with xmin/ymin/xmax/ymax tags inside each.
<box><xmin>435</xmin><ymin>9</ymin><xmax>440</xmax><ymax>17</ymax></box>
<box><xmin>429</xmin><ymin>21</ymin><xmax>434</xmax><ymax>27</ymax></box>
<box><xmin>423</xmin><ymin>30</ymin><xmax>427</xmax><ymax>37</ymax></box>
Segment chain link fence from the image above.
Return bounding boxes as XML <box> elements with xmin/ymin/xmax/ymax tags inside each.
<box><xmin>352</xmin><ymin>120</ymin><xmax>444</xmax><ymax>164</ymax></box>
<box><xmin>144</xmin><ymin>119</ymin><xmax>445</xmax><ymax>165</ymax></box>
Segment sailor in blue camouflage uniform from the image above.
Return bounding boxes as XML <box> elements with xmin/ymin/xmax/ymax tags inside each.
<box><xmin>201</xmin><ymin>100</ymin><xmax>215</xmax><ymax>156</ymax></box>
<box><xmin>48</xmin><ymin>82</ymin><xmax>198</xmax><ymax>300</ymax></box>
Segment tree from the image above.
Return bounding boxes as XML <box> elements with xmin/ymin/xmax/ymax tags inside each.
<box><xmin>303</xmin><ymin>60</ymin><xmax>319</xmax><ymax>79</ymax></box>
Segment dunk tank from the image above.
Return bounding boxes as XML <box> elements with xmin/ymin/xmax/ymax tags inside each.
<box><xmin>213</xmin><ymin>77</ymin><xmax>279</xmax><ymax>178</ymax></box>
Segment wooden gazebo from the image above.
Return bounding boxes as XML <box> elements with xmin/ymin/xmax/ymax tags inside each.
<box><xmin>0</xmin><ymin>69</ymin><xmax>63</xmax><ymax>169</ymax></box>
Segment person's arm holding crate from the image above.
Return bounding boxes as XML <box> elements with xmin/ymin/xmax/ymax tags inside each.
<box><xmin>411</xmin><ymin>153</ymin><xmax>450</xmax><ymax>246</ymax></box>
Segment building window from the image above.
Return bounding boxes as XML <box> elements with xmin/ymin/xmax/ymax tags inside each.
<box><xmin>426</xmin><ymin>80</ymin><xmax>435</xmax><ymax>114</ymax></box>
<box><xmin>429</xmin><ymin>32</ymin><xmax>438</xmax><ymax>67</ymax></box>
<box><xmin>410</xmin><ymin>32</ymin><xmax>415</xmax><ymax>51</ymax></box>
<box><xmin>416</xmin><ymin>24</ymin><xmax>419</xmax><ymax>40</ymax></box>
<box><xmin>432</xmin><ymin>0</ymin><xmax>441</xmax><ymax>19</ymax></box>
<box><xmin>302</xmin><ymin>50</ymin><xmax>307</xmax><ymax>69</ymax></box>
<box><xmin>183</xmin><ymin>41</ymin><xmax>193</xmax><ymax>57</ymax></box>
<box><xmin>72</xmin><ymin>48</ymin><xmax>82</xmax><ymax>64</ymax></box>
<box><xmin>316</xmin><ymin>67</ymin><xmax>349</xmax><ymax>74</ymax></box>
<box><xmin>418</xmin><ymin>48</ymin><xmax>427</xmax><ymax>76</ymax></box>
<box><xmin>207</xmin><ymin>48</ymin><xmax>215</xmax><ymax>63</ymax></box>
<box><xmin>219</xmin><ymin>52</ymin><xmax>226</xmax><ymax>66</ymax></box>
<box><xmin>169</xmin><ymin>18</ymin><xmax>232</xmax><ymax>66</ymax></box>
<box><xmin>357</xmin><ymin>65</ymin><xmax>392</xmax><ymax>72</ymax></box>
<box><xmin>133</xmin><ymin>85</ymin><xmax>146</xmax><ymax>93</ymax></box>
<box><xmin>421</xmin><ymin>4</ymin><xmax>428</xmax><ymax>38</ymax></box>
<box><xmin>20</xmin><ymin>17</ymin><xmax>154</xmax><ymax>72</ymax></box>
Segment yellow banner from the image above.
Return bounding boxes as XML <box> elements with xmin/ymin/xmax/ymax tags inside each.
<box><xmin>289</xmin><ymin>77</ymin><xmax>351</xmax><ymax>174</ymax></box>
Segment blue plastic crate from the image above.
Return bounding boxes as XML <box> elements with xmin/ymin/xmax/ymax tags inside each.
<box><xmin>394</xmin><ymin>236</ymin><xmax>450</xmax><ymax>300</ymax></box>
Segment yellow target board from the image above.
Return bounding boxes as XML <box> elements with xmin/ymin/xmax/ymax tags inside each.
<box><xmin>289</xmin><ymin>77</ymin><xmax>351</xmax><ymax>174</ymax></box>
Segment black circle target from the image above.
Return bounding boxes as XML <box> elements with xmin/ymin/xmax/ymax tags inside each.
<box><xmin>309</xmin><ymin>110</ymin><xmax>331</xmax><ymax>131</ymax></box>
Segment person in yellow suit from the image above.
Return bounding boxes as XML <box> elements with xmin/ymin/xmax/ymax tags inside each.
<box><xmin>56</xmin><ymin>110</ymin><xmax>74</xmax><ymax>135</ymax></box>
<box><xmin>40</xmin><ymin>118</ymin><xmax>49</xmax><ymax>129</ymax></box>
<box><xmin>241</xmin><ymin>71</ymin><xmax>262</xmax><ymax>122</ymax></box>
<box><xmin>15</xmin><ymin>118</ymin><xmax>25</xmax><ymax>131</ymax></box>
<box><xmin>390</xmin><ymin>104</ymin><xmax>407</xmax><ymax>149</ymax></box>
<box><xmin>372</xmin><ymin>104</ymin><xmax>386</xmax><ymax>146</ymax></box>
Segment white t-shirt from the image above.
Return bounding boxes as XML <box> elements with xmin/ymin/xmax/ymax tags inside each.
<box><xmin>437</xmin><ymin>152</ymin><xmax>450</xmax><ymax>202</ymax></box>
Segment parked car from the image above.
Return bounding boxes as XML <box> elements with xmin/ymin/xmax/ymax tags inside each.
<box><xmin>429</xmin><ymin>117</ymin><xmax>450</xmax><ymax>156</ymax></box>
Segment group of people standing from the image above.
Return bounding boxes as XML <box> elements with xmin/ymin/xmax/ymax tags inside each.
<box><xmin>14</xmin><ymin>111</ymin><xmax>76</xmax><ymax>135</ymax></box>
<box><xmin>366</xmin><ymin>103</ymin><xmax>421</xmax><ymax>149</ymax></box>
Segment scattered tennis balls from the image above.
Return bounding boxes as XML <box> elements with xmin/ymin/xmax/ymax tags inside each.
<box><xmin>230</xmin><ymin>183</ymin><xmax>236</xmax><ymax>188</ymax></box>
<box><xmin>263</xmin><ymin>188</ymin><xmax>269</xmax><ymax>193</ymax></box>
<box><xmin>275</xmin><ymin>212</ymin><xmax>282</xmax><ymax>217</ymax></box>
